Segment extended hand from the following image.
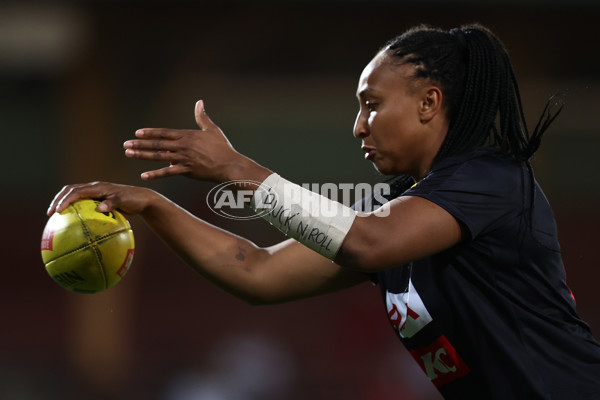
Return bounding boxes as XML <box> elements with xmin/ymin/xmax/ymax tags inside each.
<box><xmin>123</xmin><ymin>100</ymin><xmax>245</xmax><ymax>182</ymax></box>
<box><xmin>47</xmin><ymin>181</ymin><xmax>161</xmax><ymax>216</ymax></box>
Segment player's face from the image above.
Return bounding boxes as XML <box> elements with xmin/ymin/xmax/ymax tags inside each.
<box><xmin>353</xmin><ymin>52</ymin><xmax>432</xmax><ymax>179</ymax></box>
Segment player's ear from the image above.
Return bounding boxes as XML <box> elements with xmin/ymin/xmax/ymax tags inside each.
<box><xmin>419</xmin><ymin>87</ymin><xmax>443</xmax><ymax>123</ymax></box>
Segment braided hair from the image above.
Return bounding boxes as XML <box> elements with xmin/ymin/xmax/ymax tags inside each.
<box><xmin>381</xmin><ymin>24</ymin><xmax>563</xmax><ymax>198</ymax></box>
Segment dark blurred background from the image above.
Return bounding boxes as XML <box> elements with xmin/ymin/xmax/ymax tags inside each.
<box><xmin>2</xmin><ymin>1</ymin><xmax>599</xmax><ymax>399</ymax></box>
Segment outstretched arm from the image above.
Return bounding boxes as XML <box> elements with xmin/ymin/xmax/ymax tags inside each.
<box><xmin>119</xmin><ymin>100</ymin><xmax>464</xmax><ymax>272</ymax></box>
<box><xmin>47</xmin><ymin>183</ymin><xmax>369</xmax><ymax>304</ymax></box>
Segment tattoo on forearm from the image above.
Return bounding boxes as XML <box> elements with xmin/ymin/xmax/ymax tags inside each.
<box><xmin>235</xmin><ymin>246</ymin><xmax>247</xmax><ymax>261</ymax></box>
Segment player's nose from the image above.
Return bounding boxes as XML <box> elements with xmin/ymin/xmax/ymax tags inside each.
<box><xmin>353</xmin><ymin>111</ymin><xmax>369</xmax><ymax>139</ymax></box>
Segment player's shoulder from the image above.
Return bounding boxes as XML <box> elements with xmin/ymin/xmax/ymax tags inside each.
<box><xmin>436</xmin><ymin>146</ymin><xmax>515</xmax><ymax>170</ymax></box>
<box><xmin>409</xmin><ymin>147</ymin><xmax>521</xmax><ymax>197</ymax></box>
<box><xmin>434</xmin><ymin>147</ymin><xmax>518</xmax><ymax>183</ymax></box>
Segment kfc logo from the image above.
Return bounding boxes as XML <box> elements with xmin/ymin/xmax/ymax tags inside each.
<box><xmin>410</xmin><ymin>335</ymin><xmax>470</xmax><ymax>387</ymax></box>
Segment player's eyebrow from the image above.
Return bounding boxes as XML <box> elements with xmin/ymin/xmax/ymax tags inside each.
<box><xmin>357</xmin><ymin>87</ymin><xmax>381</xmax><ymax>100</ymax></box>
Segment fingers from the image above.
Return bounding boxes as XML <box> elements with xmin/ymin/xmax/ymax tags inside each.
<box><xmin>124</xmin><ymin>129</ymin><xmax>182</xmax><ymax>152</ymax></box>
<box><xmin>124</xmin><ymin>148</ymin><xmax>177</xmax><ymax>162</ymax></box>
<box><xmin>195</xmin><ymin>100</ymin><xmax>205</xmax><ymax>129</ymax></box>
<box><xmin>124</xmin><ymin>128</ymin><xmax>200</xmax><ymax>163</ymax></box>
<box><xmin>47</xmin><ymin>182</ymin><xmax>111</xmax><ymax>216</ymax></box>
<box><xmin>124</xmin><ymin>133</ymin><xmax>183</xmax><ymax>163</ymax></box>
<box><xmin>122</xmin><ymin>100</ymin><xmax>229</xmax><ymax>182</ymax></box>
<box><xmin>47</xmin><ymin>185</ymin><xmax>73</xmax><ymax>215</ymax></box>
<box><xmin>47</xmin><ymin>182</ymin><xmax>151</xmax><ymax>217</ymax></box>
<box><xmin>133</xmin><ymin>128</ymin><xmax>181</xmax><ymax>141</ymax></box>
<box><xmin>195</xmin><ymin>99</ymin><xmax>217</xmax><ymax>131</ymax></box>
<box><xmin>139</xmin><ymin>164</ymin><xmax>189</xmax><ymax>180</ymax></box>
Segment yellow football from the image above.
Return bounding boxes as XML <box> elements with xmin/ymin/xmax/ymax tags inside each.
<box><xmin>41</xmin><ymin>199</ymin><xmax>135</xmax><ymax>294</ymax></box>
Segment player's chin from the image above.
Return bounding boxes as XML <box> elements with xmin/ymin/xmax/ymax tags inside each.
<box><xmin>371</xmin><ymin>159</ymin><xmax>395</xmax><ymax>176</ymax></box>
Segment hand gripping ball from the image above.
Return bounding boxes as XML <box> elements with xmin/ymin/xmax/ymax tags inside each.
<box><xmin>41</xmin><ymin>199</ymin><xmax>135</xmax><ymax>293</ymax></box>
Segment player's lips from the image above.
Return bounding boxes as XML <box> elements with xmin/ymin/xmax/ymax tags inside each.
<box><xmin>362</xmin><ymin>145</ymin><xmax>376</xmax><ymax>161</ymax></box>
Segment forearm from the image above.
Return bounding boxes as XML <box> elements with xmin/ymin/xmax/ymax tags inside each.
<box><xmin>139</xmin><ymin>194</ymin><xmax>368</xmax><ymax>304</ymax></box>
<box><xmin>139</xmin><ymin>192</ymin><xmax>272</xmax><ymax>303</ymax></box>
<box><xmin>250</xmin><ymin>174</ymin><xmax>464</xmax><ymax>272</ymax></box>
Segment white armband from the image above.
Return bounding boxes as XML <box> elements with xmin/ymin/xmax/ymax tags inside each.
<box><xmin>251</xmin><ymin>174</ymin><xmax>357</xmax><ymax>260</ymax></box>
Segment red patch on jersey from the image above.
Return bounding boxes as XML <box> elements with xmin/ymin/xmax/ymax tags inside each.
<box><xmin>409</xmin><ymin>335</ymin><xmax>470</xmax><ymax>387</ymax></box>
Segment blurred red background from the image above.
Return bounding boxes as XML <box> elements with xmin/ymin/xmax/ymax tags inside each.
<box><xmin>2</xmin><ymin>2</ymin><xmax>599</xmax><ymax>399</ymax></box>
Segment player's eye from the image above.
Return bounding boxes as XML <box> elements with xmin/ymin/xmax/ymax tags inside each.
<box><xmin>365</xmin><ymin>101</ymin><xmax>378</xmax><ymax>112</ymax></box>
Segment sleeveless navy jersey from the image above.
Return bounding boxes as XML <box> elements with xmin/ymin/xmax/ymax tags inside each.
<box><xmin>368</xmin><ymin>148</ymin><xmax>600</xmax><ymax>399</ymax></box>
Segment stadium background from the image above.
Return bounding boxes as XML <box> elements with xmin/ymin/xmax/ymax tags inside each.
<box><xmin>1</xmin><ymin>1</ymin><xmax>599</xmax><ymax>399</ymax></box>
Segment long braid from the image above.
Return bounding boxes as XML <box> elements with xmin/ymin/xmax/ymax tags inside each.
<box><xmin>441</xmin><ymin>28</ymin><xmax>499</xmax><ymax>157</ymax></box>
